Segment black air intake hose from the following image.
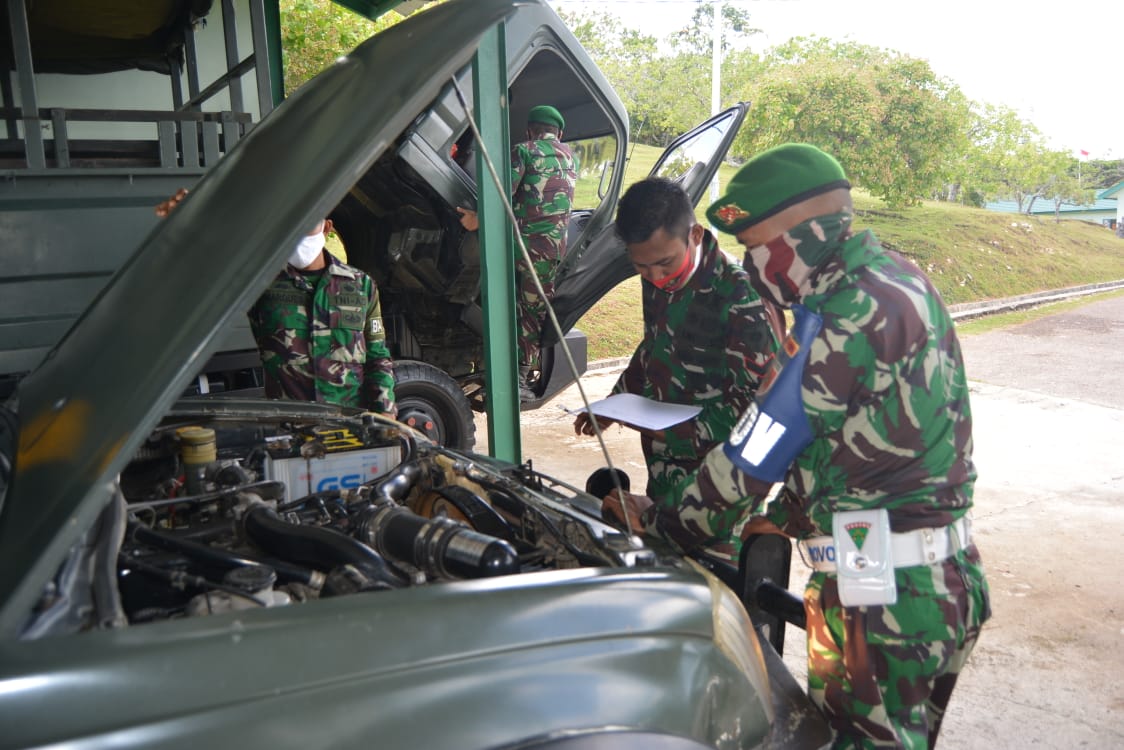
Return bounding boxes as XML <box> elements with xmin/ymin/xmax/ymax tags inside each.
<box><xmin>128</xmin><ymin>522</ymin><xmax>317</xmax><ymax>587</ymax></box>
<box><xmin>371</xmin><ymin>460</ymin><xmax>423</xmax><ymax>504</ymax></box>
<box><xmin>357</xmin><ymin>502</ymin><xmax>519</xmax><ymax>579</ymax></box>
<box><xmin>243</xmin><ymin>506</ymin><xmax>403</xmax><ymax>590</ymax></box>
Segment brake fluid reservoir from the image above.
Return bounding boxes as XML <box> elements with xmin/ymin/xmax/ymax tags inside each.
<box><xmin>224</xmin><ymin>566</ymin><xmax>291</xmax><ymax>608</ymax></box>
<box><xmin>184</xmin><ymin>565</ymin><xmax>291</xmax><ymax>617</ymax></box>
<box><xmin>177</xmin><ymin>426</ymin><xmax>216</xmax><ymax>497</ymax></box>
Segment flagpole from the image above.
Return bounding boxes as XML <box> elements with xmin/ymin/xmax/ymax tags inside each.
<box><xmin>710</xmin><ymin>0</ymin><xmax>723</xmax><ymax>204</ymax></box>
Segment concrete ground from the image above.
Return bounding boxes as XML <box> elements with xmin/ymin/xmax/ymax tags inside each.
<box><xmin>476</xmin><ymin>293</ymin><xmax>1124</xmax><ymax>749</ymax></box>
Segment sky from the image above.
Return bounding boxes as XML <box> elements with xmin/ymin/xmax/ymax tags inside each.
<box><xmin>548</xmin><ymin>0</ymin><xmax>1122</xmax><ymax>159</ymax></box>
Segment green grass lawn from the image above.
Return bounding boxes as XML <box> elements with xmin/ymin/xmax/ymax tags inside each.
<box><xmin>573</xmin><ymin>144</ymin><xmax>1124</xmax><ymax>361</ymax></box>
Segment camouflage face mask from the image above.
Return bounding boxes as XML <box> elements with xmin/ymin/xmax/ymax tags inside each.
<box><xmin>741</xmin><ymin>209</ymin><xmax>854</xmax><ymax>308</ymax></box>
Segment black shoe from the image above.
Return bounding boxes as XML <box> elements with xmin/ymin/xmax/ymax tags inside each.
<box><xmin>519</xmin><ymin>367</ymin><xmax>538</xmax><ymax>401</ymax></box>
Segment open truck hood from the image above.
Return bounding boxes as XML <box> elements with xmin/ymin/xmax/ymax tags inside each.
<box><xmin>0</xmin><ymin>0</ymin><xmax>518</xmax><ymax>636</ymax></box>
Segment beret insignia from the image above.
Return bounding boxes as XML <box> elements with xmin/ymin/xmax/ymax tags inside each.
<box><xmin>715</xmin><ymin>203</ymin><xmax>750</xmax><ymax>226</ymax></box>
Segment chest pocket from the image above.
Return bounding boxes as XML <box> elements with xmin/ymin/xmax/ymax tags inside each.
<box><xmin>261</xmin><ymin>287</ymin><xmax>312</xmax><ymax>334</ymax></box>
<box><xmin>337</xmin><ymin>305</ymin><xmax>365</xmax><ymax>331</ymax></box>
<box><xmin>678</xmin><ymin>336</ymin><xmax>726</xmax><ymax>395</ymax></box>
<box><xmin>331</xmin><ymin>284</ymin><xmax>367</xmax><ymax>331</ymax></box>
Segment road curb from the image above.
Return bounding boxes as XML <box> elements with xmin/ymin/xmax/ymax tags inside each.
<box><xmin>948</xmin><ymin>279</ymin><xmax>1124</xmax><ymax>320</ymax></box>
<box><xmin>585</xmin><ymin>356</ymin><xmax>631</xmax><ymax>372</ymax></box>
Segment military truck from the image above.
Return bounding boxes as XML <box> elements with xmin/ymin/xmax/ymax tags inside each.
<box><xmin>0</xmin><ymin>3</ymin><xmax>834</xmax><ymax>747</ymax></box>
<box><xmin>0</xmin><ymin>0</ymin><xmax>745</xmax><ymax>450</ymax></box>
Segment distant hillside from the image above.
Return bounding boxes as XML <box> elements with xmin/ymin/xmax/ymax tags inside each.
<box><xmin>575</xmin><ymin>144</ymin><xmax>1124</xmax><ymax>360</ymax></box>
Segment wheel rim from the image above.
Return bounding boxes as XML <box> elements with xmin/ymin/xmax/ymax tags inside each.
<box><xmin>397</xmin><ymin>398</ymin><xmax>453</xmax><ymax>445</ymax></box>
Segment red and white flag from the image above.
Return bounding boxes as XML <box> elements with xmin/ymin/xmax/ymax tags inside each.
<box><xmin>1079</xmin><ymin>149</ymin><xmax>1090</xmax><ymax>159</ymax></box>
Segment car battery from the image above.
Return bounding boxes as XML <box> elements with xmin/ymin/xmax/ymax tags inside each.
<box><xmin>264</xmin><ymin>428</ymin><xmax>401</xmax><ymax>502</ymax></box>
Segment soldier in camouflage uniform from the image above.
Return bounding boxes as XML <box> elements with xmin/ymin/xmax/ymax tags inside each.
<box><xmin>606</xmin><ymin>145</ymin><xmax>990</xmax><ymax>748</ymax></box>
<box><xmin>248</xmin><ymin>219</ymin><xmax>396</xmax><ymax>416</ymax></box>
<box><xmin>461</xmin><ymin>105</ymin><xmax>578</xmax><ymax>399</ymax></box>
<box><xmin>511</xmin><ymin>105</ymin><xmax>578</xmax><ymax>396</ymax></box>
<box><xmin>574</xmin><ymin>178</ymin><xmax>779</xmax><ymax>561</ymax></box>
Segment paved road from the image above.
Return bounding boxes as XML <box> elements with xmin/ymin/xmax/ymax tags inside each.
<box><xmin>960</xmin><ymin>293</ymin><xmax>1124</xmax><ymax>410</ymax></box>
<box><xmin>477</xmin><ymin>292</ymin><xmax>1124</xmax><ymax>749</ymax></box>
<box><xmin>937</xmin><ymin>294</ymin><xmax>1124</xmax><ymax>748</ymax></box>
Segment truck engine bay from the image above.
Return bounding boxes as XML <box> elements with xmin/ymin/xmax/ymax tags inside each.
<box><xmin>99</xmin><ymin>403</ymin><xmax>658</xmax><ymax>627</ymax></box>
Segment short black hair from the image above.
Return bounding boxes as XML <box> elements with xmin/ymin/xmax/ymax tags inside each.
<box><xmin>616</xmin><ymin>177</ymin><xmax>694</xmax><ymax>245</ymax></box>
<box><xmin>585</xmin><ymin>467</ymin><xmax>630</xmax><ymax>498</ymax></box>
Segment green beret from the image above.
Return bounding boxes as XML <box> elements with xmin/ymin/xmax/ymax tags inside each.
<box><xmin>527</xmin><ymin>104</ymin><xmax>565</xmax><ymax>130</ymax></box>
<box><xmin>706</xmin><ymin>143</ymin><xmax>850</xmax><ymax>234</ymax></box>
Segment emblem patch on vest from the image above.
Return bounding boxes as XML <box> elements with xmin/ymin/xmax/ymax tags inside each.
<box><xmin>845</xmin><ymin>521</ymin><xmax>872</xmax><ymax>551</ymax></box>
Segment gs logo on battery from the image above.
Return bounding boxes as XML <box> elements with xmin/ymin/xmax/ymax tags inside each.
<box><xmin>316</xmin><ymin>474</ymin><xmax>363</xmax><ymax>491</ymax></box>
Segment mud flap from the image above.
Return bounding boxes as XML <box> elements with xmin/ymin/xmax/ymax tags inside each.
<box><xmin>740</xmin><ymin>532</ymin><xmax>799</xmax><ymax>655</ymax></box>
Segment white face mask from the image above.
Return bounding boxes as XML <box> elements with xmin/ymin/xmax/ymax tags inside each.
<box><xmin>288</xmin><ymin>232</ymin><xmax>325</xmax><ymax>269</ymax></box>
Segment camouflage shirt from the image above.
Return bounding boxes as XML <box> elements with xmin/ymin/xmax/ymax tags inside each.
<box><xmin>510</xmin><ymin>133</ymin><xmax>578</xmax><ymax>261</ymax></box>
<box><xmin>648</xmin><ymin>227</ymin><xmax>975</xmax><ymax>550</ymax></box>
<box><xmin>613</xmin><ymin>230</ymin><xmax>778</xmax><ymax>505</ymax></box>
<box><xmin>248</xmin><ymin>253</ymin><xmax>396</xmax><ymax>414</ymax></box>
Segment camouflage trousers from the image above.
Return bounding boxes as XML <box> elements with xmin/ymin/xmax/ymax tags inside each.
<box><xmin>516</xmin><ymin>255</ymin><xmax>560</xmax><ymax>371</ymax></box>
<box><xmin>804</xmin><ymin>544</ymin><xmax>991</xmax><ymax>749</ymax></box>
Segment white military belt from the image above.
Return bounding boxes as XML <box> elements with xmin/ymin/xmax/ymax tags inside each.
<box><xmin>800</xmin><ymin>516</ymin><xmax>971</xmax><ymax>574</ymax></box>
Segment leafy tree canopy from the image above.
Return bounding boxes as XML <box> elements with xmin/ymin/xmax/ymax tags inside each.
<box><xmin>279</xmin><ymin>0</ymin><xmax>409</xmax><ymax>94</ymax></box>
<box><xmin>731</xmin><ymin>37</ymin><xmax>968</xmax><ymax>206</ymax></box>
<box><xmin>278</xmin><ymin>2</ymin><xmax>1121</xmax><ymax>210</ymax></box>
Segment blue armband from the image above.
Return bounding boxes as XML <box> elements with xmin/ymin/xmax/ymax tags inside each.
<box><xmin>722</xmin><ymin>304</ymin><xmax>822</xmax><ymax>482</ymax></box>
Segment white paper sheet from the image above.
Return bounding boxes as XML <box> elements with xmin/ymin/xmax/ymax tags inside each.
<box><xmin>567</xmin><ymin>392</ymin><xmax>701</xmax><ymax>431</ymax></box>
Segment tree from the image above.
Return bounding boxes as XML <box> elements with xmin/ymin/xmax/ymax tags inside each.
<box><xmin>558</xmin><ymin>7</ymin><xmax>765</xmax><ymax>148</ymax></box>
<box><xmin>557</xmin><ymin>11</ymin><xmax>669</xmax><ymax>138</ymax></box>
<box><xmin>730</xmin><ymin>37</ymin><xmax>967</xmax><ymax>206</ymax></box>
<box><xmin>559</xmin><ymin>9</ymin><xmax>701</xmax><ymax>146</ymax></box>
<box><xmin>279</xmin><ymin>0</ymin><xmax>407</xmax><ymax>95</ymax></box>
<box><xmin>951</xmin><ymin>103</ymin><xmax>1045</xmax><ymax>209</ymax></box>
<box><xmin>1079</xmin><ymin>157</ymin><xmax>1124</xmax><ymax>190</ymax></box>
<box><xmin>1032</xmin><ymin>151</ymin><xmax>1098</xmax><ymax>222</ymax></box>
<box><xmin>668</xmin><ymin>3</ymin><xmax>759</xmax><ymax>55</ymax></box>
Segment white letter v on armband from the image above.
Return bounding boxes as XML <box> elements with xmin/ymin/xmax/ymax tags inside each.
<box><xmin>740</xmin><ymin>414</ymin><xmax>787</xmax><ymax>465</ymax></box>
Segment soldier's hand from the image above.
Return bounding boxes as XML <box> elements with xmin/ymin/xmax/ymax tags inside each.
<box><xmin>602</xmin><ymin>489</ymin><xmax>652</xmax><ymax>533</ymax></box>
<box><xmin>154</xmin><ymin>187</ymin><xmax>189</xmax><ymax>218</ymax></box>
<box><xmin>741</xmin><ymin>515</ymin><xmax>787</xmax><ymax>538</ymax></box>
<box><xmin>456</xmin><ymin>207</ymin><xmax>479</xmax><ymax>231</ymax></box>
<box><xmin>573</xmin><ymin>411</ymin><xmax>614</xmax><ymax>436</ymax></box>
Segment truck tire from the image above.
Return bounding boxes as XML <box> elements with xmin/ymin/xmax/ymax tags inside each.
<box><xmin>394</xmin><ymin>360</ymin><xmax>476</xmax><ymax>450</ymax></box>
